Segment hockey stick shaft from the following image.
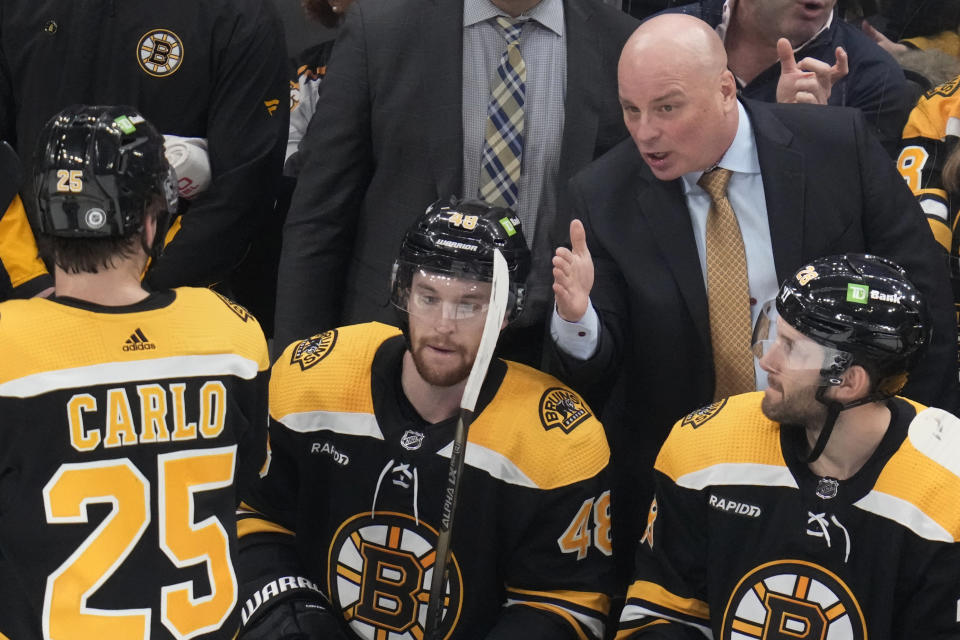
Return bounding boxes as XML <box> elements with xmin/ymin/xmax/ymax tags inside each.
<box><xmin>424</xmin><ymin>250</ymin><xmax>510</xmax><ymax>639</ymax></box>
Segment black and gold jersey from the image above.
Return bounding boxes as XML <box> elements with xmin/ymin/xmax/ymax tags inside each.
<box><xmin>0</xmin><ymin>193</ymin><xmax>50</xmax><ymax>301</ymax></box>
<box><xmin>898</xmin><ymin>77</ymin><xmax>960</xmax><ymax>358</ymax></box>
<box><xmin>617</xmin><ymin>392</ymin><xmax>960</xmax><ymax>640</ymax></box>
<box><xmin>238</xmin><ymin>322</ymin><xmax>613</xmax><ymax>640</ymax></box>
<box><xmin>0</xmin><ymin>287</ymin><xmax>269</xmax><ymax>639</ymax></box>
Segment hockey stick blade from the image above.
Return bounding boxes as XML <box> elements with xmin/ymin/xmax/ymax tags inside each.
<box><xmin>424</xmin><ymin>249</ymin><xmax>509</xmax><ymax>639</ymax></box>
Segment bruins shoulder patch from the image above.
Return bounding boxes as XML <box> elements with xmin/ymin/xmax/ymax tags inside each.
<box><xmin>539</xmin><ymin>387</ymin><xmax>591</xmax><ymax>433</ymax></box>
<box><xmin>213</xmin><ymin>292</ymin><xmax>251</xmax><ymax>322</ymax></box>
<box><xmin>926</xmin><ymin>75</ymin><xmax>960</xmax><ymax>99</ymax></box>
<box><xmin>681</xmin><ymin>398</ymin><xmax>727</xmax><ymax>429</ymax></box>
<box><xmin>291</xmin><ymin>329</ymin><xmax>338</xmax><ymax>371</ymax></box>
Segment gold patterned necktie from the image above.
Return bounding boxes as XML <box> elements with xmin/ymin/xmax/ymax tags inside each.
<box><xmin>698</xmin><ymin>167</ymin><xmax>756</xmax><ymax>400</ymax></box>
<box><xmin>478</xmin><ymin>16</ymin><xmax>526</xmax><ymax>209</ymax></box>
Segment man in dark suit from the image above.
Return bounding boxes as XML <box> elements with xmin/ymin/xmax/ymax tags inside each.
<box><xmin>273</xmin><ymin>0</ymin><xmax>639</xmax><ymax>358</ymax></box>
<box><xmin>550</xmin><ymin>12</ymin><xmax>957</xmax><ymax>588</ymax></box>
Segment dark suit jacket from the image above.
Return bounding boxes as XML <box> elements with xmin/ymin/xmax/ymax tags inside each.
<box><xmin>552</xmin><ymin>99</ymin><xmax>958</xmax><ymax>509</ymax></box>
<box><xmin>273</xmin><ymin>0</ymin><xmax>639</xmax><ymax>350</ymax></box>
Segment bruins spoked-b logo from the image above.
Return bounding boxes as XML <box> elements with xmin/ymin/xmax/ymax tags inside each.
<box><xmin>328</xmin><ymin>512</ymin><xmax>463</xmax><ymax>640</ymax></box>
<box><xmin>539</xmin><ymin>387</ymin><xmax>591</xmax><ymax>433</ymax></box>
<box><xmin>291</xmin><ymin>329</ymin><xmax>338</xmax><ymax>371</ymax></box>
<box><xmin>137</xmin><ymin>29</ymin><xmax>183</xmax><ymax>77</ymax></box>
<box><xmin>682</xmin><ymin>399</ymin><xmax>727</xmax><ymax>429</ymax></box>
<box><xmin>721</xmin><ymin>560</ymin><xmax>866</xmax><ymax>639</ymax></box>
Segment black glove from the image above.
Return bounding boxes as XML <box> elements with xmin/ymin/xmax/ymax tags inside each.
<box><xmin>240</xmin><ymin>596</ymin><xmax>350</xmax><ymax>640</ymax></box>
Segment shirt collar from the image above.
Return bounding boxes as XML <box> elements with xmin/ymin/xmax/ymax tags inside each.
<box><xmin>681</xmin><ymin>100</ymin><xmax>760</xmax><ymax>194</ymax></box>
<box><xmin>463</xmin><ymin>0</ymin><xmax>564</xmax><ymax>37</ymax></box>
<box><xmin>718</xmin><ymin>0</ymin><xmax>834</xmax><ymax>52</ymax></box>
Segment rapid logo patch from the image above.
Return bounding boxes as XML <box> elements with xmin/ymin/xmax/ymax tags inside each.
<box><xmin>214</xmin><ymin>292</ymin><xmax>252</xmax><ymax>322</ymax></box>
<box><xmin>539</xmin><ymin>387</ymin><xmax>591</xmax><ymax>433</ymax></box>
<box><xmin>137</xmin><ymin>29</ymin><xmax>183</xmax><ymax>77</ymax></box>
<box><xmin>681</xmin><ymin>399</ymin><xmax>727</xmax><ymax>429</ymax></box>
<box><xmin>291</xmin><ymin>329</ymin><xmax>338</xmax><ymax>371</ymax></box>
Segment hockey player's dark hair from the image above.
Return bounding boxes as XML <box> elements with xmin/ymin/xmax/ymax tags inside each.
<box><xmin>38</xmin><ymin>201</ymin><xmax>162</xmax><ymax>274</ymax></box>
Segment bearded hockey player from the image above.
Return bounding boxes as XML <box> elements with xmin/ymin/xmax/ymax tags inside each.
<box><xmin>237</xmin><ymin>198</ymin><xmax>614</xmax><ymax>640</ymax></box>
<box><xmin>0</xmin><ymin>105</ymin><xmax>270</xmax><ymax>639</ymax></box>
<box><xmin>617</xmin><ymin>254</ymin><xmax>960</xmax><ymax>640</ymax></box>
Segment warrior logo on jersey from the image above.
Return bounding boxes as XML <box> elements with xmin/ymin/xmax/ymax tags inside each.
<box><xmin>213</xmin><ymin>292</ymin><xmax>252</xmax><ymax>322</ymax></box>
<box><xmin>328</xmin><ymin>511</ymin><xmax>463</xmax><ymax>640</ymax></box>
<box><xmin>137</xmin><ymin>29</ymin><xmax>184</xmax><ymax>77</ymax></box>
<box><xmin>682</xmin><ymin>399</ymin><xmax>727</xmax><ymax>429</ymax></box>
<box><xmin>721</xmin><ymin>559</ymin><xmax>866</xmax><ymax>640</ymax></box>
<box><xmin>291</xmin><ymin>329</ymin><xmax>338</xmax><ymax>371</ymax></box>
<box><xmin>539</xmin><ymin>387</ymin><xmax>591</xmax><ymax>433</ymax></box>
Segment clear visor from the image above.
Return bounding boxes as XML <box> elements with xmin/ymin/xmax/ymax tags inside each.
<box><xmin>751</xmin><ymin>299</ymin><xmax>851</xmax><ymax>381</ymax></box>
<box><xmin>396</xmin><ymin>267</ymin><xmax>493</xmax><ymax>321</ymax></box>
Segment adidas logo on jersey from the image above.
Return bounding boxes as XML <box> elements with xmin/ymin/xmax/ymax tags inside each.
<box><xmin>123</xmin><ymin>328</ymin><xmax>157</xmax><ymax>351</ymax></box>
<box><xmin>709</xmin><ymin>494</ymin><xmax>761</xmax><ymax>518</ymax></box>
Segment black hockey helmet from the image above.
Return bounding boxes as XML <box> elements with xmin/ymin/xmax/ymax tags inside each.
<box><xmin>33</xmin><ymin>105</ymin><xmax>177</xmax><ymax>241</ymax></box>
<box><xmin>775</xmin><ymin>253</ymin><xmax>928</xmax><ymax>392</ymax></box>
<box><xmin>390</xmin><ymin>197</ymin><xmax>531</xmax><ymax>323</ymax></box>
<box><xmin>754</xmin><ymin>254</ymin><xmax>929</xmax><ymax>462</ymax></box>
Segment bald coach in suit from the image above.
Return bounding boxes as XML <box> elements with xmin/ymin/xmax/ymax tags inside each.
<box><xmin>550</xmin><ymin>13</ymin><xmax>957</xmax><ymax>586</ymax></box>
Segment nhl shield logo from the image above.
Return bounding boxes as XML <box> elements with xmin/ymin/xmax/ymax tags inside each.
<box><xmin>400</xmin><ymin>429</ymin><xmax>425</xmax><ymax>451</ymax></box>
<box><xmin>539</xmin><ymin>387</ymin><xmax>591</xmax><ymax>433</ymax></box>
<box><xmin>291</xmin><ymin>329</ymin><xmax>338</xmax><ymax>371</ymax></box>
<box><xmin>681</xmin><ymin>399</ymin><xmax>727</xmax><ymax>429</ymax></box>
<box><xmin>137</xmin><ymin>29</ymin><xmax>184</xmax><ymax>77</ymax></box>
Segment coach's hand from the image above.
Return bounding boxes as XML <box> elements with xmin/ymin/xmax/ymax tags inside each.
<box><xmin>552</xmin><ymin>219</ymin><xmax>594</xmax><ymax>323</ymax></box>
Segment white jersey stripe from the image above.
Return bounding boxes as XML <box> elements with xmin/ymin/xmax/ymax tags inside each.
<box><xmin>505</xmin><ymin>598</ymin><xmax>605</xmax><ymax>639</ymax></box>
<box><xmin>676</xmin><ymin>463</ymin><xmax>798</xmax><ymax>491</ymax></box>
<box><xmin>619</xmin><ymin>603</ymin><xmax>712</xmax><ymax>638</ymax></box>
<box><xmin>437</xmin><ymin>441</ymin><xmax>538</xmax><ymax>489</ymax></box>
<box><xmin>908</xmin><ymin>408</ymin><xmax>960</xmax><ymax>477</ymax></box>
<box><xmin>0</xmin><ymin>354</ymin><xmax>260</xmax><ymax>398</ymax></box>
<box><xmin>278</xmin><ymin>410</ymin><xmax>384</xmax><ymax>440</ymax></box>
<box><xmin>854</xmin><ymin>491</ymin><xmax>954</xmax><ymax>543</ymax></box>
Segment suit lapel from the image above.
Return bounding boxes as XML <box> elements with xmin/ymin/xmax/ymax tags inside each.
<box><xmin>747</xmin><ymin>100</ymin><xmax>805</xmax><ymax>282</ymax></box>
<box><xmin>425</xmin><ymin>0</ymin><xmax>465</xmax><ymax>197</ymax></box>
<box><xmin>635</xmin><ymin>171</ymin><xmax>712</xmax><ymax>348</ymax></box>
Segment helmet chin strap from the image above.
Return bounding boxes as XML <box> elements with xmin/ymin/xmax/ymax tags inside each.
<box><xmin>805</xmin><ymin>384</ymin><xmax>881</xmax><ymax>464</ymax></box>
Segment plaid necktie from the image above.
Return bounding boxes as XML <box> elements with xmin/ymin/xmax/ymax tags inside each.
<box><xmin>478</xmin><ymin>16</ymin><xmax>526</xmax><ymax>210</ymax></box>
<box><xmin>698</xmin><ymin>167</ymin><xmax>756</xmax><ymax>400</ymax></box>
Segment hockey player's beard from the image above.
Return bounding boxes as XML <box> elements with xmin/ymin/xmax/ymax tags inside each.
<box><xmin>408</xmin><ymin>337</ymin><xmax>476</xmax><ymax>387</ymax></box>
<box><xmin>761</xmin><ymin>377</ymin><xmax>828</xmax><ymax>430</ymax></box>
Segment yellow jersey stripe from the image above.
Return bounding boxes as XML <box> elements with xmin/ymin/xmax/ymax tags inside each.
<box><xmin>237</xmin><ymin>517</ymin><xmax>294</xmax><ymax>539</ymax></box>
<box><xmin>505</xmin><ymin>586</ymin><xmax>610</xmax><ymax>614</ymax></box>
<box><xmin>625</xmin><ymin>581</ymin><xmax>709</xmax><ymax>620</ymax></box>
<box><xmin>274</xmin><ymin>409</ymin><xmax>384</xmax><ymax>440</ymax></box>
<box><xmin>508</xmin><ymin>601</ymin><xmax>593</xmax><ymax>640</ymax></box>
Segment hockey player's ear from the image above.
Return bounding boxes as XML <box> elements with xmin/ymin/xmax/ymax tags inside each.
<box><xmin>825</xmin><ymin>365</ymin><xmax>871</xmax><ymax>404</ymax></box>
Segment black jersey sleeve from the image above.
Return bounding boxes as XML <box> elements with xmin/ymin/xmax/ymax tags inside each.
<box><xmin>497</xmin><ymin>470</ymin><xmax>614</xmax><ymax>640</ymax></box>
<box><xmin>237</xmin><ymin>418</ymin><xmax>343</xmax><ymax>633</ymax></box>
<box><xmin>616</xmin><ymin>470</ymin><xmax>711</xmax><ymax>639</ymax></box>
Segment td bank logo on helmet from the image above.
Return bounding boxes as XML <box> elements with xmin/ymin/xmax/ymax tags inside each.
<box><xmin>846</xmin><ymin>283</ymin><xmax>902</xmax><ymax>305</ymax></box>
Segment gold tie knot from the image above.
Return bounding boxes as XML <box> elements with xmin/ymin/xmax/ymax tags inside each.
<box><xmin>698</xmin><ymin>167</ymin><xmax>733</xmax><ymax>202</ymax></box>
